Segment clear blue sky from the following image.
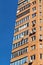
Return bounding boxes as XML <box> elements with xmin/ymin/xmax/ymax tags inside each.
<box><xmin>0</xmin><ymin>0</ymin><xmax>18</xmax><ymax>65</ymax></box>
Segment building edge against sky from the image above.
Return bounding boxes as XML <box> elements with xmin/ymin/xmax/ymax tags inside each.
<box><xmin>10</xmin><ymin>0</ymin><xmax>43</xmax><ymax>65</ymax></box>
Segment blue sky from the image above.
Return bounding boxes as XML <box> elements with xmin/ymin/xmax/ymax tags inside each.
<box><xmin>0</xmin><ymin>0</ymin><xmax>18</xmax><ymax>65</ymax></box>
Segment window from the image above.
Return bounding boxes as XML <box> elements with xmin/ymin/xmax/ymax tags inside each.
<box><xmin>39</xmin><ymin>0</ymin><xmax>42</xmax><ymax>3</ymax></box>
<box><xmin>39</xmin><ymin>12</ymin><xmax>42</xmax><ymax>16</ymax></box>
<box><xmin>25</xmin><ymin>38</ymin><xmax>28</xmax><ymax>43</ymax></box>
<box><xmin>39</xmin><ymin>35</ymin><xmax>42</xmax><ymax>39</ymax></box>
<box><xmin>31</xmin><ymin>36</ymin><xmax>36</xmax><ymax>41</ymax></box>
<box><xmin>32</xmin><ymin>13</ymin><xmax>36</xmax><ymax>18</ymax></box>
<box><xmin>39</xmin><ymin>5</ymin><xmax>42</xmax><ymax>9</ymax></box>
<box><xmin>22</xmin><ymin>47</ymin><xmax>28</xmax><ymax>54</ymax></box>
<box><xmin>15</xmin><ymin>28</ymin><xmax>19</xmax><ymax>33</ymax></box>
<box><xmin>40</xmin><ymin>26</ymin><xmax>42</xmax><ymax>31</ymax></box>
<box><xmin>40</xmin><ymin>54</ymin><xmax>42</xmax><ymax>59</ymax></box>
<box><xmin>40</xmin><ymin>19</ymin><xmax>42</xmax><ymax>23</ymax></box>
<box><xmin>12</xmin><ymin>44</ymin><xmax>16</xmax><ymax>49</ymax></box>
<box><xmin>32</xmin><ymin>20</ymin><xmax>36</xmax><ymax>26</ymax></box>
<box><xmin>40</xmin><ymin>44</ymin><xmax>43</xmax><ymax>48</ymax></box>
<box><xmin>18</xmin><ymin>42</ymin><xmax>21</xmax><ymax>47</ymax></box>
<box><xmin>32</xmin><ymin>7</ymin><xmax>36</xmax><ymax>11</ymax></box>
<box><xmin>32</xmin><ymin>28</ymin><xmax>36</xmax><ymax>33</ymax></box>
<box><xmin>30</xmin><ymin>55</ymin><xmax>35</xmax><ymax>60</ymax></box>
<box><xmin>24</xmin><ymin>30</ymin><xmax>28</xmax><ymax>36</ymax></box>
<box><xmin>39</xmin><ymin>35</ymin><xmax>43</xmax><ymax>41</ymax></box>
<box><xmin>31</xmin><ymin>45</ymin><xmax>36</xmax><ymax>50</ymax></box>
<box><xmin>32</xmin><ymin>1</ymin><xmax>36</xmax><ymax>5</ymax></box>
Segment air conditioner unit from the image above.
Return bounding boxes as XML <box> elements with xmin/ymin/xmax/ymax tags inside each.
<box><xmin>17</xmin><ymin>10</ymin><xmax>20</xmax><ymax>13</ymax></box>
<box><xmin>30</xmin><ymin>59</ymin><xmax>33</xmax><ymax>63</ymax></box>
<box><xmin>29</xmin><ymin>59</ymin><xmax>33</xmax><ymax>63</ymax></box>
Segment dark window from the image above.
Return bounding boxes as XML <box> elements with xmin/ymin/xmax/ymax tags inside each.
<box><xmin>32</xmin><ymin>7</ymin><xmax>36</xmax><ymax>11</ymax></box>
<box><xmin>31</xmin><ymin>36</ymin><xmax>36</xmax><ymax>41</ymax></box>
<box><xmin>32</xmin><ymin>13</ymin><xmax>36</xmax><ymax>18</ymax></box>
<box><xmin>31</xmin><ymin>55</ymin><xmax>35</xmax><ymax>60</ymax></box>
<box><xmin>32</xmin><ymin>20</ymin><xmax>36</xmax><ymax>26</ymax></box>
<box><xmin>31</xmin><ymin>45</ymin><xmax>36</xmax><ymax>50</ymax></box>
<box><xmin>40</xmin><ymin>54</ymin><xmax>42</xmax><ymax>59</ymax></box>
<box><xmin>32</xmin><ymin>1</ymin><xmax>36</xmax><ymax>5</ymax></box>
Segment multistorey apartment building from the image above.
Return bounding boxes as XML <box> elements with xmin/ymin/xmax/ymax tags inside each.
<box><xmin>10</xmin><ymin>0</ymin><xmax>43</xmax><ymax>65</ymax></box>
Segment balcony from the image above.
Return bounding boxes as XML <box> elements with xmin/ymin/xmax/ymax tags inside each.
<box><xmin>16</xmin><ymin>9</ymin><xmax>30</xmax><ymax>19</ymax></box>
<box><xmin>17</xmin><ymin>3</ymin><xmax>30</xmax><ymax>14</ymax></box>
<box><xmin>18</xmin><ymin>0</ymin><xmax>24</xmax><ymax>5</ymax></box>
<box><xmin>18</xmin><ymin>0</ymin><xmax>30</xmax><ymax>8</ymax></box>
<box><xmin>15</xmin><ymin>26</ymin><xmax>28</xmax><ymax>34</ymax></box>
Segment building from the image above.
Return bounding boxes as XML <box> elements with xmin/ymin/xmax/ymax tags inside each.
<box><xmin>10</xmin><ymin>0</ymin><xmax>43</xmax><ymax>65</ymax></box>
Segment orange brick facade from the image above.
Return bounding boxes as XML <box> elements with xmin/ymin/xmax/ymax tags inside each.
<box><xmin>10</xmin><ymin>0</ymin><xmax>43</xmax><ymax>65</ymax></box>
